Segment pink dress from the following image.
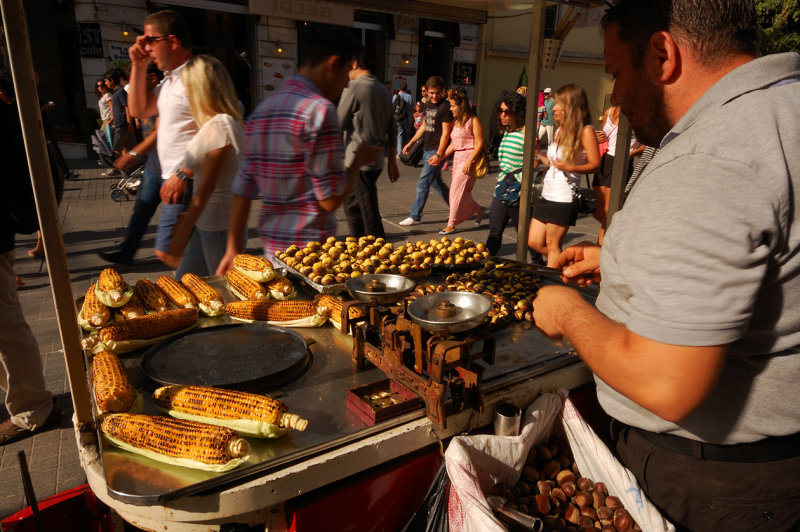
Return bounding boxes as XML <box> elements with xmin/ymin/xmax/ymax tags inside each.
<box><xmin>448</xmin><ymin>117</ymin><xmax>482</xmax><ymax>227</ymax></box>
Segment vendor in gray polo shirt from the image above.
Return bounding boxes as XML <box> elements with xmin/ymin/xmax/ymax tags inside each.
<box><xmin>532</xmin><ymin>1</ymin><xmax>800</xmax><ymax>531</ymax></box>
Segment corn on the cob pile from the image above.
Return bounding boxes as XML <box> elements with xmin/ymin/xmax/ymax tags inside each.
<box><xmin>233</xmin><ymin>254</ymin><xmax>275</xmax><ymax>282</ymax></box>
<box><xmin>153</xmin><ymin>385</ymin><xmax>308</xmax><ymax>432</ymax></box>
<box><xmin>156</xmin><ymin>275</ymin><xmax>198</xmax><ymax>309</ymax></box>
<box><xmin>83</xmin><ymin>282</ymin><xmax>110</xmax><ymax>327</ymax></box>
<box><xmin>181</xmin><ymin>273</ymin><xmax>224</xmax><ymax>316</ymax></box>
<box><xmin>225</xmin><ymin>299</ymin><xmax>323</xmax><ymax>323</ymax></box>
<box><xmin>265</xmin><ymin>275</ymin><xmax>296</xmax><ymax>300</ymax></box>
<box><xmin>118</xmin><ymin>292</ymin><xmax>146</xmax><ymax>319</ymax></box>
<box><xmin>226</xmin><ymin>269</ymin><xmax>267</xmax><ymax>300</ymax></box>
<box><xmin>92</xmin><ymin>350</ymin><xmax>135</xmax><ymax>413</ymax></box>
<box><xmin>314</xmin><ymin>294</ymin><xmax>363</xmax><ymax>329</ymax></box>
<box><xmin>98</xmin><ymin>308</ymin><xmax>198</xmax><ymax>343</ymax></box>
<box><xmin>136</xmin><ymin>279</ymin><xmax>169</xmax><ymax>312</ymax></box>
<box><xmin>101</xmin><ymin>413</ymin><xmax>249</xmax><ymax>466</ymax></box>
<box><xmin>95</xmin><ymin>268</ymin><xmax>133</xmax><ymax>307</ymax></box>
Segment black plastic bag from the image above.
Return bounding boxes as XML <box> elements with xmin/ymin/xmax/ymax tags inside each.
<box><xmin>400</xmin><ymin>138</ymin><xmax>424</xmax><ymax>167</ymax></box>
<box><xmin>400</xmin><ymin>463</ymin><xmax>449</xmax><ymax>532</ymax></box>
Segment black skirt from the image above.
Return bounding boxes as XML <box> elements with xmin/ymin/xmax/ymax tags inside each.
<box><xmin>532</xmin><ymin>197</ymin><xmax>578</xmax><ymax>227</ymax></box>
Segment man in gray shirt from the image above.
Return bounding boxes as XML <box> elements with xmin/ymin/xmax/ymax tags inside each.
<box><xmin>338</xmin><ymin>54</ymin><xmax>399</xmax><ymax>238</ymax></box>
<box><xmin>532</xmin><ymin>1</ymin><xmax>800</xmax><ymax>530</ymax></box>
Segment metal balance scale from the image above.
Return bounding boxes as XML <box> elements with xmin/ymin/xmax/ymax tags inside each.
<box><xmin>342</xmin><ymin>274</ymin><xmax>495</xmax><ymax>429</ymax></box>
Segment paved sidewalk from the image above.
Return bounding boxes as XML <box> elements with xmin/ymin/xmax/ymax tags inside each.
<box><xmin>0</xmin><ymin>157</ymin><xmax>598</xmax><ymax>518</ymax></box>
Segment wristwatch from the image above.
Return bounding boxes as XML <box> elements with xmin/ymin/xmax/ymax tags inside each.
<box><xmin>176</xmin><ymin>168</ymin><xmax>193</xmax><ymax>181</ymax></box>
<box><xmin>128</xmin><ymin>150</ymin><xmax>141</xmax><ymax>160</ymax></box>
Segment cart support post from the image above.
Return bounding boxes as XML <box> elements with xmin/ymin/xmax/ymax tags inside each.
<box><xmin>516</xmin><ymin>0</ymin><xmax>547</xmax><ymax>262</ymax></box>
<box><xmin>1</xmin><ymin>0</ymin><xmax>94</xmax><ymax>429</ymax></box>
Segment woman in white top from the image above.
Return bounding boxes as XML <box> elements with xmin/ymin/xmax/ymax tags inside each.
<box><xmin>96</xmin><ymin>79</ymin><xmax>112</xmax><ymax>127</ymax></box>
<box><xmin>528</xmin><ymin>84</ymin><xmax>600</xmax><ymax>266</ymax></box>
<box><xmin>162</xmin><ymin>55</ymin><xmax>244</xmax><ymax>277</ymax></box>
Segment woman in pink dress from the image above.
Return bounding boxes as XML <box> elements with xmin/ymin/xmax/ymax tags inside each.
<box><xmin>439</xmin><ymin>92</ymin><xmax>486</xmax><ymax>235</ymax></box>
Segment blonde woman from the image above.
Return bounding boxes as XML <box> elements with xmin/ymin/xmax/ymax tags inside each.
<box><xmin>528</xmin><ymin>84</ymin><xmax>600</xmax><ymax>266</ymax></box>
<box><xmin>161</xmin><ymin>54</ymin><xmax>244</xmax><ymax>277</ymax></box>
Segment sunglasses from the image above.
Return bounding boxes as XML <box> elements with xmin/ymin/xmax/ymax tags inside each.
<box><xmin>142</xmin><ymin>35</ymin><xmax>169</xmax><ymax>45</ymax></box>
<box><xmin>499</xmin><ymin>109</ymin><xmax>512</xmax><ymax>115</ymax></box>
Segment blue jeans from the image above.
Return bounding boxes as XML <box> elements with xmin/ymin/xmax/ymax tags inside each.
<box><xmin>119</xmin><ymin>168</ymin><xmax>161</xmax><ymax>260</ymax></box>
<box><xmin>396</xmin><ymin>118</ymin><xmax>410</xmax><ymax>154</ymax></box>
<box><xmin>409</xmin><ymin>149</ymin><xmax>450</xmax><ymax>221</ymax></box>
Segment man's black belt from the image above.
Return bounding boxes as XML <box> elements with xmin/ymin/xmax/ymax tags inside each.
<box><xmin>614</xmin><ymin>420</ymin><xmax>800</xmax><ymax>463</ymax></box>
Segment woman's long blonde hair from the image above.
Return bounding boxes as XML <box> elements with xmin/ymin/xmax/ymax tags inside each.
<box><xmin>554</xmin><ymin>84</ymin><xmax>591</xmax><ymax>163</ymax></box>
<box><xmin>181</xmin><ymin>54</ymin><xmax>243</xmax><ymax>127</ymax></box>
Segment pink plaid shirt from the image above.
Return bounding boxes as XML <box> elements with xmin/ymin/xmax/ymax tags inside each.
<box><xmin>233</xmin><ymin>75</ymin><xmax>346</xmax><ymax>258</ymax></box>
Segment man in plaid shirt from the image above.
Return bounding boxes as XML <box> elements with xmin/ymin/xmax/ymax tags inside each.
<box><xmin>216</xmin><ymin>27</ymin><xmax>381</xmax><ymax>273</ymax></box>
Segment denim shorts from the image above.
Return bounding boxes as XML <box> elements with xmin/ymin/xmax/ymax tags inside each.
<box><xmin>154</xmin><ymin>181</ymin><xmax>192</xmax><ymax>254</ymax></box>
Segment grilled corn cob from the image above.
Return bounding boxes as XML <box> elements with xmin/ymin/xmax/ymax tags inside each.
<box><xmin>98</xmin><ymin>308</ymin><xmax>198</xmax><ymax>343</ymax></box>
<box><xmin>92</xmin><ymin>350</ymin><xmax>135</xmax><ymax>413</ymax></box>
<box><xmin>82</xmin><ymin>282</ymin><xmax>110</xmax><ymax>327</ymax></box>
<box><xmin>95</xmin><ymin>268</ymin><xmax>134</xmax><ymax>307</ymax></box>
<box><xmin>136</xmin><ymin>279</ymin><xmax>169</xmax><ymax>312</ymax></box>
<box><xmin>226</xmin><ymin>269</ymin><xmax>267</xmax><ymax>300</ymax></box>
<box><xmin>265</xmin><ymin>275</ymin><xmax>296</xmax><ymax>300</ymax></box>
<box><xmin>314</xmin><ymin>294</ymin><xmax>363</xmax><ymax>331</ymax></box>
<box><xmin>233</xmin><ymin>254</ymin><xmax>275</xmax><ymax>282</ymax></box>
<box><xmin>156</xmin><ymin>275</ymin><xmax>198</xmax><ymax>309</ymax></box>
<box><xmin>180</xmin><ymin>273</ymin><xmax>224</xmax><ymax>316</ymax></box>
<box><xmin>118</xmin><ymin>292</ymin><xmax>146</xmax><ymax>319</ymax></box>
<box><xmin>153</xmin><ymin>385</ymin><xmax>309</xmax><ymax>437</ymax></box>
<box><xmin>225</xmin><ymin>299</ymin><xmax>327</xmax><ymax>327</ymax></box>
<box><xmin>101</xmin><ymin>413</ymin><xmax>249</xmax><ymax>468</ymax></box>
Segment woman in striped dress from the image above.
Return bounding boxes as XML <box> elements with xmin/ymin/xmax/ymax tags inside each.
<box><xmin>486</xmin><ymin>91</ymin><xmax>526</xmax><ymax>256</ymax></box>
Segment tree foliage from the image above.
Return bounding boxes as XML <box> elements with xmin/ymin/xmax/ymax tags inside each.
<box><xmin>757</xmin><ymin>0</ymin><xmax>800</xmax><ymax>54</ymax></box>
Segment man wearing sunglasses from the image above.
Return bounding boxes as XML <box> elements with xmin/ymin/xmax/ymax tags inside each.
<box><xmin>126</xmin><ymin>9</ymin><xmax>197</xmax><ymax>271</ymax></box>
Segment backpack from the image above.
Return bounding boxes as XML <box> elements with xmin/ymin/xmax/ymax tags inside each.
<box><xmin>393</xmin><ymin>94</ymin><xmax>408</xmax><ymax>122</ymax></box>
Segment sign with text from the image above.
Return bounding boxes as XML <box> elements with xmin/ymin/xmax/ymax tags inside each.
<box><xmin>249</xmin><ymin>0</ymin><xmax>353</xmax><ymax>26</ymax></box>
<box><xmin>76</xmin><ymin>23</ymin><xmax>103</xmax><ymax>58</ymax></box>
<box><xmin>453</xmin><ymin>62</ymin><xmax>476</xmax><ymax>86</ymax></box>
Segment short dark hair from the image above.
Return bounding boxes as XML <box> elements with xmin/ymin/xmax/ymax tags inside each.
<box><xmin>144</xmin><ymin>9</ymin><xmax>192</xmax><ymax>50</ymax></box>
<box><xmin>398</xmin><ymin>81</ymin><xmax>408</xmax><ymax>91</ymax></box>
<box><xmin>104</xmin><ymin>68</ymin><xmax>126</xmax><ymax>85</ymax></box>
<box><xmin>494</xmin><ymin>90</ymin><xmax>526</xmax><ymax>130</ymax></box>
<box><xmin>300</xmin><ymin>26</ymin><xmax>362</xmax><ymax>70</ymax></box>
<box><xmin>354</xmin><ymin>52</ymin><xmax>374</xmax><ymax>73</ymax></box>
<box><xmin>601</xmin><ymin>0</ymin><xmax>759</xmax><ymax>68</ymax></box>
<box><xmin>426</xmin><ymin>76</ymin><xmax>445</xmax><ymax>90</ymax></box>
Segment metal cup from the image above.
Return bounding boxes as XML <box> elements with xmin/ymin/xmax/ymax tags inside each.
<box><xmin>493</xmin><ymin>402</ymin><xmax>522</xmax><ymax>436</ymax></box>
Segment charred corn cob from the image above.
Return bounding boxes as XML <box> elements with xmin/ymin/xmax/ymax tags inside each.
<box><xmin>118</xmin><ymin>292</ymin><xmax>146</xmax><ymax>319</ymax></box>
<box><xmin>92</xmin><ymin>350</ymin><xmax>135</xmax><ymax>413</ymax></box>
<box><xmin>233</xmin><ymin>254</ymin><xmax>275</xmax><ymax>282</ymax></box>
<box><xmin>83</xmin><ymin>282</ymin><xmax>111</xmax><ymax>327</ymax></box>
<box><xmin>156</xmin><ymin>275</ymin><xmax>198</xmax><ymax>309</ymax></box>
<box><xmin>95</xmin><ymin>268</ymin><xmax>134</xmax><ymax>307</ymax></box>
<box><xmin>153</xmin><ymin>385</ymin><xmax>309</xmax><ymax>433</ymax></box>
<box><xmin>225</xmin><ymin>299</ymin><xmax>322</xmax><ymax>323</ymax></box>
<box><xmin>226</xmin><ymin>269</ymin><xmax>267</xmax><ymax>300</ymax></box>
<box><xmin>136</xmin><ymin>279</ymin><xmax>169</xmax><ymax>312</ymax></box>
<box><xmin>181</xmin><ymin>273</ymin><xmax>224</xmax><ymax>316</ymax></box>
<box><xmin>98</xmin><ymin>308</ymin><xmax>198</xmax><ymax>343</ymax></box>
<box><xmin>265</xmin><ymin>275</ymin><xmax>296</xmax><ymax>300</ymax></box>
<box><xmin>314</xmin><ymin>294</ymin><xmax>363</xmax><ymax>330</ymax></box>
<box><xmin>101</xmin><ymin>413</ymin><xmax>249</xmax><ymax>467</ymax></box>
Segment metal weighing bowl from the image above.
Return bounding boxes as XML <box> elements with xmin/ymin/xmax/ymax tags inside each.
<box><xmin>345</xmin><ymin>274</ymin><xmax>416</xmax><ymax>305</ymax></box>
<box><xmin>407</xmin><ymin>291</ymin><xmax>492</xmax><ymax>334</ymax></box>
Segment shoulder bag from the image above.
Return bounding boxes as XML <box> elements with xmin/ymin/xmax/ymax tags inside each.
<box><xmin>494</xmin><ymin>169</ymin><xmax>522</xmax><ymax>206</ymax></box>
<box><xmin>571</xmin><ymin>175</ymin><xmax>597</xmax><ymax>216</ymax></box>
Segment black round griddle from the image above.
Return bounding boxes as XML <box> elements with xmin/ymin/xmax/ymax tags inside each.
<box><xmin>140</xmin><ymin>323</ymin><xmax>311</xmax><ymax>392</ymax></box>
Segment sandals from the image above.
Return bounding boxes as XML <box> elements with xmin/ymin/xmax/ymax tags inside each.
<box><xmin>27</xmin><ymin>248</ymin><xmax>44</xmax><ymax>258</ymax></box>
<box><xmin>439</xmin><ymin>227</ymin><xmax>456</xmax><ymax>235</ymax></box>
<box><xmin>474</xmin><ymin>206</ymin><xmax>486</xmax><ymax>226</ymax></box>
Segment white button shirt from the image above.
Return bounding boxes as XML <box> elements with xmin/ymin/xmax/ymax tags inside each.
<box><xmin>156</xmin><ymin>61</ymin><xmax>197</xmax><ymax>180</ymax></box>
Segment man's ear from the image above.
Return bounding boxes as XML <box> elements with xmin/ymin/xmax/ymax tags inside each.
<box><xmin>649</xmin><ymin>31</ymin><xmax>681</xmax><ymax>83</ymax></box>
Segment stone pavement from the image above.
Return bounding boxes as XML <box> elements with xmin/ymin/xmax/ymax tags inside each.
<box><xmin>0</xmin><ymin>155</ymin><xmax>598</xmax><ymax>519</ymax></box>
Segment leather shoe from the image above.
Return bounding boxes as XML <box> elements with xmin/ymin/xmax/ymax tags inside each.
<box><xmin>99</xmin><ymin>250</ymin><xmax>133</xmax><ymax>266</ymax></box>
<box><xmin>0</xmin><ymin>405</ymin><xmax>62</xmax><ymax>446</ymax></box>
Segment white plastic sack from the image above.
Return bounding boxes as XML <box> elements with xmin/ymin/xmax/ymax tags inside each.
<box><xmin>561</xmin><ymin>397</ymin><xmax>675</xmax><ymax>532</ymax></box>
<box><xmin>446</xmin><ymin>392</ymin><xmax>566</xmax><ymax>532</ymax></box>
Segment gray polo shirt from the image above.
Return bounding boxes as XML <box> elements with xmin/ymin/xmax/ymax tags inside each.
<box><xmin>337</xmin><ymin>73</ymin><xmax>396</xmax><ymax>172</ymax></box>
<box><xmin>596</xmin><ymin>53</ymin><xmax>800</xmax><ymax>445</ymax></box>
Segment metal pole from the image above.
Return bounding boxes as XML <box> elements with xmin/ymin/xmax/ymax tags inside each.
<box><xmin>1</xmin><ymin>0</ymin><xmax>94</xmax><ymax>429</ymax></box>
<box><xmin>516</xmin><ymin>0</ymin><xmax>547</xmax><ymax>262</ymax></box>
<box><xmin>607</xmin><ymin>113</ymin><xmax>631</xmax><ymax>226</ymax></box>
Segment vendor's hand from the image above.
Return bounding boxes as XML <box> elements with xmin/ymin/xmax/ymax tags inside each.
<box><xmin>160</xmin><ymin>175</ymin><xmax>186</xmax><ymax>205</ymax></box>
<box><xmin>129</xmin><ymin>36</ymin><xmax>153</xmax><ymax>67</ymax></box>
<box><xmin>595</xmin><ymin>130</ymin><xmax>607</xmax><ymax>144</ymax></box>
<box><xmin>114</xmin><ymin>151</ymin><xmax>139</xmax><ymax>171</ymax></box>
<box><xmin>353</xmin><ymin>141</ymin><xmax>383</xmax><ymax>168</ymax></box>
<box><xmin>532</xmin><ymin>285</ymin><xmax>583</xmax><ymax>342</ymax></box>
<box><xmin>215</xmin><ymin>251</ymin><xmax>237</xmax><ymax>276</ymax></box>
<box><xmin>553</xmin><ymin>243</ymin><xmax>602</xmax><ymax>286</ymax></box>
<box><xmin>387</xmin><ymin>158</ymin><xmax>400</xmax><ymax>183</ymax></box>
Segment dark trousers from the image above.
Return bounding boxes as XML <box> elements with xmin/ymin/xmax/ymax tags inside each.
<box><xmin>119</xmin><ymin>168</ymin><xmax>161</xmax><ymax>260</ymax></box>
<box><xmin>486</xmin><ymin>197</ymin><xmax>520</xmax><ymax>256</ymax></box>
<box><xmin>343</xmin><ymin>169</ymin><xmax>385</xmax><ymax>238</ymax></box>
<box><xmin>616</xmin><ymin>425</ymin><xmax>800</xmax><ymax>532</ymax></box>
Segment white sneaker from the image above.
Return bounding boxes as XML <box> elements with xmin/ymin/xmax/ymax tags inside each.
<box><xmin>399</xmin><ymin>217</ymin><xmax>421</xmax><ymax>226</ymax></box>
<box><xmin>102</xmin><ymin>168</ymin><xmax>121</xmax><ymax>177</ymax></box>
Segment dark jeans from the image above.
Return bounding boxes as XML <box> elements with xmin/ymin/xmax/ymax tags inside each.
<box><xmin>408</xmin><ymin>149</ymin><xmax>450</xmax><ymax>221</ymax></box>
<box><xmin>119</xmin><ymin>168</ymin><xmax>161</xmax><ymax>260</ymax></box>
<box><xmin>486</xmin><ymin>197</ymin><xmax>520</xmax><ymax>256</ymax></box>
<box><xmin>616</xmin><ymin>424</ymin><xmax>800</xmax><ymax>532</ymax></box>
<box><xmin>343</xmin><ymin>169</ymin><xmax>385</xmax><ymax>238</ymax></box>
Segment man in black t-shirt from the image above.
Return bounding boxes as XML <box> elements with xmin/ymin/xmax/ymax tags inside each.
<box><xmin>104</xmin><ymin>68</ymin><xmax>134</xmax><ymax>158</ymax></box>
<box><xmin>399</xmin><ymin>76</ymin><xmax>452</xmax><ymax>225</ymax></box>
